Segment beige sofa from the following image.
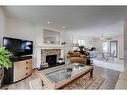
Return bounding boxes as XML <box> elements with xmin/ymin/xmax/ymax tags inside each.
<box><xmin>115</xmin><ymin>72</ymin><xmax>127</xmax><ymax>89</ymax></box>
<box><xmin>66</xmin><ymin>51</ymin><xmax>87</xmax><ymax>64</ymax></box>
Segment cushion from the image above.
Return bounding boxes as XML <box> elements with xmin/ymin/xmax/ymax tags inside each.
<box><xmin>67</xmin><ymin>51</ymin><xmax>74</xmax><ymax>55</ymax></box>
<box><xmin>71</xmin><ymin>53</ymin><xmax>80</xmax><ymax>57</ymax></box>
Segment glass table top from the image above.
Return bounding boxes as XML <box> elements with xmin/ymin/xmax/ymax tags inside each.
<box><xmin>46</xmin><ymin>63</ymin><xmax>91</xmax><ymax>83</ymax></box>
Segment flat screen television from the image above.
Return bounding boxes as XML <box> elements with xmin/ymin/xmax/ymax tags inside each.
<box><xmin>3</xmin><ymin>37</ymin><xmax>33</xmax><ymax>57</ymax></box>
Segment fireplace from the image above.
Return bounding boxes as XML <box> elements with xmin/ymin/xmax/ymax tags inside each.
<box><xmin>46</xmin><ymin>55</ymin><xmax>57</xmax><ymax>67</ymax></box>
<box><xmin>41</xmin><ymin>49</ymin><xmax>61</xmax><ymax>64</ymax></box>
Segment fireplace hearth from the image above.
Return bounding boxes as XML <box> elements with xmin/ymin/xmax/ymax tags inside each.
<box><xmin>37</xmin><ymin>56</ymin><xmax>65</xmax><ymax>71</ymax></box>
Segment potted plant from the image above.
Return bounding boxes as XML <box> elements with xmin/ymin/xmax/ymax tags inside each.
<box><xmin>78</xmin><ymin>45</ymin><xmax>85</xmax><ymax>51</ymax></box>
<box><xmin>0</xmin><ymin>47</ymin><xmax>12</xmax><ymax>69</ymax></box>
<box><xmin>0</xmin><ymin>47</ymin><xmax>12</xmax><ymax>87</ymax></box>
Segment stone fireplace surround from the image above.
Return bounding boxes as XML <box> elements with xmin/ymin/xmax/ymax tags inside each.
<box><xmin>41</xmin><ymin>49</ymin><xmax>61</xmax><ymax>64</ymax></box>
<box><xmin>34</xmin><ymin>45</ymin><xmax>64</xmax><ymax>68</ymax></box>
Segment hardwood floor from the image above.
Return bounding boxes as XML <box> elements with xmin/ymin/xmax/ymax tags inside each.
<box><xmin>1</xmin><ymin>66</ymin><xmax>120</xmax><ymax>90</ymax></box>
<box><xmin>1</xmin><ymin>71</ymin><xmax>40</xmax><ymax>90</ymax></box>
<box><xmin>93</xmin><ymin>66</ymin><xmax>120</xmax><ymax>89</ymax></box>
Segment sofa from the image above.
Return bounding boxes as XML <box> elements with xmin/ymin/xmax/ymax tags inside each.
<box><xmin>115</xmin><ymin>72</ymin><xmax>127</xmax><ymax>89</ymax></box>
<box><xmin>66</xmin><ymin>51</ymin><xmax>87</xmax><ymax>64</ymax></box>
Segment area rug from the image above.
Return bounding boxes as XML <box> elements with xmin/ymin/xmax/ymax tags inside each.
<box><xmin>63</xmin><ymin>74</ymin><xmax>105</xmax><ymax>89</ymax></box>
<box><xmin>29</xmin><ymin>74</ymin><xmax>105</xmax><ymax>90</ymax></box>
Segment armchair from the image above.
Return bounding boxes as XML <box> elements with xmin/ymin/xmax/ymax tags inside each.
<box><xmin>66</xmin><ymin>51</ymin><xmax>87</xmax><ymax>64</ymax></box>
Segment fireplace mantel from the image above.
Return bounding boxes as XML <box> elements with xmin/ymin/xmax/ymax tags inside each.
<box><xmin>34</xmin><ymin>45</ymin><xmax>64</xmax><ymax>49</ymax></box>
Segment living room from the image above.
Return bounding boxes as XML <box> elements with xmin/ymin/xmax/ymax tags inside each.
<box><xmin>0</xmin><ymin>6</ymin><xmax>127</xmax><ymax>90</ymax></box>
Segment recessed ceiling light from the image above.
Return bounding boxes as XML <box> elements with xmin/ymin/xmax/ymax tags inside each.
<box><xmin>48</xmin><ymin>21</ymin><xmax>51</xmax><ymax>24</ymax></box>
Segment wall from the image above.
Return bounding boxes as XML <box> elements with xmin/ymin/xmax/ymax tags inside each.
<box><xmin>4</xmin><ymin>17</ymin><xmax>64</xmax><ymax>68</ymax></box>
<box><xmin>89</xmin><ymin>38</ymin><xmax>103</xmax><ymax>53</ymax></box>
<box><xmin>32</xmin><ymin>25</ymin><xmax>44</xmax><ymax>46</ymax></box>
<box><xmin>0</xmin><ymin>7</ymin><xmax>5</xmax><ymax>46</ymax></box>
<box><xmin>124</xmin><ymin>20</ymin><xmax>127</xmax><ymax>71</ymax></box>
<box><xmin>5</xmin><ymin>17</ymin><xmax>40</xmax><ymax>44</ymax></box>
<box><xmin>4</xmin><ymin>17</ymin><xmax>63</xmax><ymax>46</ymax></box>
<box><xmin>62</xmin><ymin>31</ymin><xmax>73</xmax><ymax>53</ymax></box>
<box><xmin>43</xmin><ymin>29</ymin><xmax>60</xmax><ymax>45</ymax></box>
<box><xmin>63</xmin><ymin>21</ymin><xmax>124</xmax><ymax>49</ymax></box>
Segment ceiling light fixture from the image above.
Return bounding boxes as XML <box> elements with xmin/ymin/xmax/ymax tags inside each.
<box><xmin>48</xmin><ymin>21</ymin><xmax>51</xmax><ymax>24</ymax></box>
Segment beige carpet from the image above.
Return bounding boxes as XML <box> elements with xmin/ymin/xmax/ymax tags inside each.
<box><xmin>29</xmin><ymin>74</ymin><xmax>105</xmax><ymax>90</ymax></box>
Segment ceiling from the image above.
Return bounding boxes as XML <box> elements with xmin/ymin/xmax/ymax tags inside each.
<box><xmin>2</xmin><ymin>6</ymin><xmax>127</xmax><ymax>36</ymax></box>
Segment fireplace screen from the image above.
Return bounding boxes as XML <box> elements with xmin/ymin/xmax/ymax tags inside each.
<box><xmin>46</xmin><ymin>55</ymin><xmax>57</xmax><ymax>67</ymax></box>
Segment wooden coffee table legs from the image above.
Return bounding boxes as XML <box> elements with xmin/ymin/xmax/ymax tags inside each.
<box><xmin>90</xmin><ymin>68</ymin><xmax>93</xmax><ymax>78</ymax></box>
<box><xmin>41</xmin><ymin>80</ymin><xmax>44</xmax><ymax>87</ymax></box>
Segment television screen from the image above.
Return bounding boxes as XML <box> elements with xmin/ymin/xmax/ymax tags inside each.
<box><xmin>3</xmin><ymin>37</ymin><xmax>22</xmax><ymax>56</ymax></box>
<box><xmin>21</xmin><ymin>41</ymin><xmax>33</xmax><ymax>55</ymax></box>
<box><xmin>3</xmin><ymin>37</ymin><xmax>33</xmax><ymax>57</ymax></box>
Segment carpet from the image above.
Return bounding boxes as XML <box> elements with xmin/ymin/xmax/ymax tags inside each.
<box><xmin>29</xmin><ymin>74</ymin><xmax>105</xmax><ymax>90</ymax></box>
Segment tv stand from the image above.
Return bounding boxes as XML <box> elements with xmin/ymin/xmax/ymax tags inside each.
<box><xmin>12</xmin><ymin>56</ymin><xmax>32</xmax><ymax>61</ymax></box>
<box><xmin>4</xmin><ymin>56</ymin><xmax>33</xmax><ymax>84</ymax></box>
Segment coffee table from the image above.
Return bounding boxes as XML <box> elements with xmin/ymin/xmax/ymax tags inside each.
<box><xmin>37</xmin><ymin>63</ymin><xmax>93</xmax><ymax>89</ymax></box>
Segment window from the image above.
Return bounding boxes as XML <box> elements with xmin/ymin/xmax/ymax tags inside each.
<box><xmin>78</xmin><ymin>40</ymin><xmax>85</xmax><ymax>46</ymax></box>
<box><xmin>110</xmin><ymin>41</ymin><xmax>117</xmax><ymax>57</ymax></box>
<box><xmin>103</xmin><ymin>42</ymin><xmax>108</xmax><ymax>52</ymax></box>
